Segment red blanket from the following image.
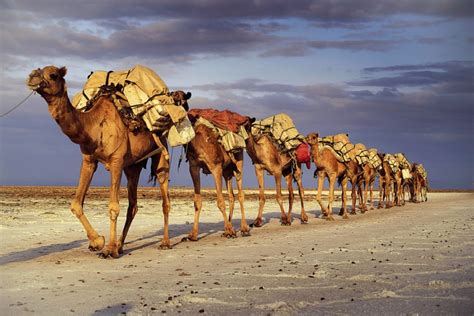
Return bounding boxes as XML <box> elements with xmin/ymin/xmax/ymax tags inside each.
<box><xmin>188</xmin><ymin>108</ymin><xmax>249</xmax><ymax>133</ymax></box>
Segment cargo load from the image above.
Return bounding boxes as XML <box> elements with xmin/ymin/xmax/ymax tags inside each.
<box><xmin>187</xmin><ymin>109</ymin><xmax>250</xmax><ymax>153</ymax></box>
<box><xmin>251</xmin><ymin>113</ymin><xmax>310</xmax><ymax>167</ymax></box>
<box><xmin>251</xmin><ymin>113</ymin><xmax>306</xmax><ymax>152</ymax></box>
<box><xmin>71</xmin><ymin>65</ymin><xmax>194</xmax><ymax>147</ymax></box>
<box><xmin>384</xmin><ymin>154</ymin><xmax>400</xmax><ymax>174</ymax></box>
<box><xmin>394</xmin><ymin>153</ymin><xmax>412</xmax><ymax>179</ymax></box>
<box><xmin>367</xmin><ymin>148</ymin><xmax>382</xmax><ymax>170</ymax></box>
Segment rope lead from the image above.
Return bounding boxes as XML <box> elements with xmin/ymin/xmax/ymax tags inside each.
<box><xmin>0</xmin><ymin>91</ymin><xmax>35</xmax><ymax>118</ymax></box>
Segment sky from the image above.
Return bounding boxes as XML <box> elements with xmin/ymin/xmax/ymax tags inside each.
<box><xmin>0</xmin><ymin>0</ymin><xmax>473</xmax><ymax>190</ymax></box>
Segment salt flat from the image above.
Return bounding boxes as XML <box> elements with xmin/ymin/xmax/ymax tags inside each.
<box><xmin>0</xmin><ymin>188</ymin><xmax>473</xmax><ymax>315</ymax></box>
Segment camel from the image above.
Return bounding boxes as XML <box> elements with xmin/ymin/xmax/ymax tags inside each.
<box><xmin>392</xmin><ymin>153</ymin><xmax>410</xmax><ymax>206</ymax></box>
<box><xmin>26</xmin><ymin>66</ymin><xmax>190</xmax><ymax>257</ymax></box>
<box><xmin>410</xmin><ymin>163</ymin><xmax>428</xmax><ymax>203</ymax></box>
<box><xmin>184</xmin><ymin>118</ymin><xmax>250</xmax><ymax>241</ymax></box>
<box><xmin>244</xmin><ymin>130</ymin><xmax>309</xmax><ymax>227</ymax></box>
<box><xmin>377</xmin><ymin>153</ymin><xmax>397</xmax><ymax>209</ymax></box>
<box><xmin>306</xmin><ymin>133</ymin><xmax>351</xmax><ymax>220</ymax></box>
<box><xmin>357</xmin><ymin>163</ymin><xmax>378</xmax><ymax>212</ymax></box>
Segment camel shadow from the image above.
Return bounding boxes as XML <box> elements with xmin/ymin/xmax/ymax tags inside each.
<box><xmin>122</xmin><ymin>209</ymin><xmax>321</xmax><ymax>253</ymax></box>
<box><xmin>0</xmin><ymin>239</ymin><xmax>87</xmax><ymax>266</ymax></box>
<box><xmin>91</xmin><ymin>303</ymin><xmax>133</xmax><ymax>315</ymax></box>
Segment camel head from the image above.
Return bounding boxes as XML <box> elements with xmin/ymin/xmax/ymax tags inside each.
<box><xmin>27</xmin><ymin>66</ymin><xmax>67</xmax><ymax>96</ymax></box>
<box><xmin>170</xmin><ymin>90</ymin><xmax>192</xmax><ymax>111</ymax></box>
<box><xmin>306</xmin><ymin>133</ymin><xmax>319</xmax><ymax>146</ymax></box>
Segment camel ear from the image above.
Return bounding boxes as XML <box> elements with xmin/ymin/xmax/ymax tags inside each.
<box><xmin>249</xmin><ymin>117</ymin><xmax>256</xmax><ymax>124</ymax></box>
<box><xmin>59</xmin><ymin>67</ymin><xmax>67</xmax><ymax>78</ymax></box>
<box><xmin>186</xmin><ymin>92</ymin><xmax>192</xmax><ymax>100</ymax></box>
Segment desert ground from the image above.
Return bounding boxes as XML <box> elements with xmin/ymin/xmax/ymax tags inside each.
<box><xmin>0</xmin><ymin>187</ymin><xmax>473</xmax><ymax>315</ymax></box>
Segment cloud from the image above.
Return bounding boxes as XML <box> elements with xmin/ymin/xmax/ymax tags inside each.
<box><xmin>4</xmin><ymin>0</ymin><xmax>473</xmax><ymax>21</ymax></box>
<box><xmin>349</xmin><ymin>60</ymin><xmax>474</xmax><ymax>91</ymax></box>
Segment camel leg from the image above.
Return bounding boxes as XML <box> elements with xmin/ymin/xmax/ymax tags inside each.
<box><xmin>234</xmin><ymin>158</ymin><xmax>250</xmax><ymax>236</ymax></box>
<box><xmin>339</xmin><ymin>177</ymin><xmax>349</xmax><ymax>219</ymax></box>
<box><xmin>275</xmin><ymin>173</ymin><xmax>290</xmax><ymax>226</ymax></box>
<box><xmin>378</xmin><ymin>178</ymin><xmax>384</xmax><ymax>209</ymax></box>
<box><xmin>294</xmin><ymin>167</ymin><xmax>308</xmax><ymax>223</ymax></box>
<box><xmin>101</xmin><ymin>160</ymin><xmax>123</xmax><ymax>258</ymax></box>
<box><xmin>157</xmin><ymin>154</ymin><xmax>171</xmax><ymax>249</ymax></box>
<box><xmin>212</xmin><ymin>167</ymin><xmax>236</xmax><ymax>238</ymax></box>
<box><xmin>118</xmin><ymin>164</ymin><xmax>141</xmax><ymax>254</ymax></box>
<box><xmin>188</xmin><ymin>165</ymin><xmax>202</xmax><ymax>241</ymax></box>
<box><xmin>226</xmin><ymin>178</ymin><xmax>235</xmax><ymax>222</ymax></box>
<box><xmin>252</xmin><ymin>165</ymin><xmax>266</xmax><ymax>227</ymax></box>
<box><xmin>285</xmin><ymin>174</ymin><xmax>294</xmax><ymax>225</ymax></box>
<box><xmin>70</xmin><ymin>156</ymin><xmax>105</xmax><ymax>252</ymax></box>
<box><xmin>327</xmin><ymin>175</ymin><xmax>337</xmax><ymax>221</ymax></box>
<box><xmin>360</xmin><ymin>179</ymin><xmax>368</xmax><ymax>213</ymax></box>
<box><xmin>386</xmin><ymin>179</ymin><xmax>393</xmax><ymax>209</ymax></box>
<box><xmin>316</xmin><ymin>172</ymin><xmax>328</xmax><ymax>217</ymax></box>
<box><xmin>369</xmin><ymin>179</ymin><xmax>375</xmax><ymax>210</ymax></box>
<box><xmin>350</xmin><ymin>179</ymin><xmax>357</xmax><ymax>215</ymax></box>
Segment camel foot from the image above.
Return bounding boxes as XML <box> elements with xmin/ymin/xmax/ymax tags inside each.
<box><xmin>240</xmin><ymin>229</ymin><xmax>251</xmax><ymax>237</ymax></box>
<box><xmin>183</xmin><ymin>232</ymin><xmax>198</xmax><ymax>242</ymax></box>
<box><xmin>251</xmin><ymin>217</ymin><xmax>264</xmax><ymax>228</ymax></box>
<box><xmin>281</xmin><ymin>216</ymin><xmax>292</xmax><ymax>226</ymax></box>
<box><xmin>100</xmin><ymin>245</ymin><xmax>120</xmax><ymax>259</ymax></box>
<box><xmin>377</xmin><ymin>204</ymin><xmax>383</xmax><ymax>209</ymax></box>
<box><xmin>342</xmin><ymin>213</ymin><xmax>349</xmax><ymax>219</ymax></box>
<box><xmin>222</xmin><ymin>229</ymin><xmax>237</xmax><ymax>239</ymax></box>
<box><xmin>385</xmin><ymin>204</ymin><xmax>392</xmax><ymax>209</ymax></box>
<box><xmin>338</xmin><ymin>208</ymin><xmax>344</xmax><ymax>216</ymax></box>
<box><xmin>350</xmin><ymin>210</ymin><xmax>357</xmax><ymax>215</ymax></box>
<box><xmin>300</xmin><ymin>213</ymin><xmax>309</xmax><ymax>224</ymax></box>
<box><xmin>322</xmin><ymin>213</ymin><xmax>335</xmax><ymax>221</ymax></box>
<box><xmin>88</xmin><ymin>235</ymin><xmax>105</xmax><ymax>252</ymax></box>
<box><xmin>158</xmin><ymin>240</ymin><xmax>172</xmax><ymax>250</ymax></box>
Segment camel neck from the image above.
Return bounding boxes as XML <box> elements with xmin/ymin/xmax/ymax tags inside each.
<box><xmin>310</xmin><ymin>142</ymin><xmax>321</xmax><ymax>165</ymax></box>
<box><xmin>245</xmin><ymin>132</ymin><xmax>259</xmax><ymax>163</ymax></box>
<box><xmin>46</xmin><ymin>90</ymin><xmax>88</xmax><ymax>144</ymax></box>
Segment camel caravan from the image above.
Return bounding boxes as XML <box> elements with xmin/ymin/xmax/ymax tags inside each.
<box><xmin>26</xmin><ymin>65</ymin><xmax>429</xmax><ymax>258</ymax></box>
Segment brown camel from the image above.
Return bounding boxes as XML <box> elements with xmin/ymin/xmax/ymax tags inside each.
<box><xmin>306</xmin><ymin>133</ymin><xmax>351</xmax><ymax>220</ymax></box>
<box><xmin>185</xmin><ymin>120</ymin><xmax>250</xmax><ymax>241</ymax></box>
<box><xmin>377</xmin><ymin>153</ymin><xmax>396</xmax><ymax>209</ymax></box>
<box><xmin>244</xmin><ymin>131</ymin><xmax>309</xmax><ymax>227</ymax></box>
<box><xmin>357</xmin><ymin>163</ymin><xmax>378</xmax><ymax>212</ymax></box>
<box><xmin>26</xmin><ymin>66</ymin><xmax>190</xmax><ymax>257</ymax></box>
<box><xmin>343</xmin><ymin>158</ymin><xmax>362</xmax><ymax>215</ymax></box>
<box><xmin>410</xmin><ymin>163</ymin><xmax>428</xmax><ymax>203</ymax></box>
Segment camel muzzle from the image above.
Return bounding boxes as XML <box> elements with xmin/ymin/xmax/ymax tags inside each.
<box><xmin>26</xmin><ymin>69</ymin><xmax>44</xmax><ymax>91</ymax></box>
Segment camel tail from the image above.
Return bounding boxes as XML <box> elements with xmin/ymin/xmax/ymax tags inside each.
<box><xmin>148</xmin><ymin>172</ymin><xmax>158</xmax><ymax>186</ymax></box>
<box><xmin>337</xmin><ymin>174</ymin><xmax>344</xmax><ymax>187</ymax></box>
<box><xmin>146</xmin><ymin>157</ymin><xmax>159</xmax><ymax>186</ymax></box>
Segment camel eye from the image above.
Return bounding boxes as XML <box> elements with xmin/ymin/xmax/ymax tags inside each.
<box><xmin>50</xmin><ymin>74</ymin><xmax>58</xmax><ymax>81</ymax></box>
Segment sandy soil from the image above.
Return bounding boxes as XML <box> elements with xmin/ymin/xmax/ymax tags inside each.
<box><xmin>0</xmin><ymin>187</ymin><xmax>473</xmax><ymax>315</ymax></box>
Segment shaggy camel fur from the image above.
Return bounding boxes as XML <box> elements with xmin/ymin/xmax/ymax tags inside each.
<box><xmin>377</xmin><ymin>153</ymin><xmax>396</xmax><ymax>209</ymax></box>
<box><xmin>244</xmin><ymin>132</ymin><xmax>309</xmax><ymax>226</ymax></box>
<box><xmin>306</xmin><ymin>133</ymin><xmax>351</xmax><ymax>220</ymax></box>
<box><xmin>185</xmin><ymin>122</ymin><xmax>250</xmax><ymax>241</ymax></box>
<box><xmin>27</xmin><ymin>66</ymin><xmax>189</xmax><ymax>257</ymax></box>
